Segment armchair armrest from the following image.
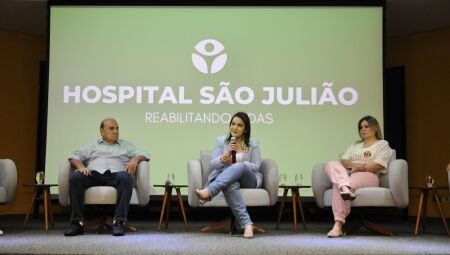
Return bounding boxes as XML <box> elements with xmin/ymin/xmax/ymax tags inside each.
<box><xmin>58</xmin><ymin>160</ymin><xmax>71</xmax><ymax>207</ymax></box>
<box><xmin>260</xmin><ymin>159</ymin><xmax>279</xmax><ymax>206</ymax></box>
<box><xmin>135</xmin><ymin>161</ymin><xmax>150</xmax><ymax>206</ymax></box>
<box><xmin>311</xmin><ymin>163</ymin><xmax>331</xmax><ymax>208</ymax></box>
<box><xmin>0</xmin><ymin>159</ymin><xmax>17</xmax><ymax>203</ymax></box>
<box><xmin>388</xmin><ymin>159</ymin><xmax>409</xmax><ymax>208</ymax></box>
<box><xmin>187</xmin><ymin>159</ymin><xmax>203</xmax><ymax>207</ymax></box>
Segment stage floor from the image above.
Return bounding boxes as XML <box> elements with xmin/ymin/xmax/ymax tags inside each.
<box><xmin>0</xmin><ymin>215</ymin><xmax>449</xmax><ymax>254</ymax></box>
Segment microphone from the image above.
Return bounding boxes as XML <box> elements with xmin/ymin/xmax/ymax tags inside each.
<box><xmin>230</xmin><ymin>136</ymin><xmax>236</xmax><ymax>163</ymax></box>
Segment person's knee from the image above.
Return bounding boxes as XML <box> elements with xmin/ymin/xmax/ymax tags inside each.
<box><xmin>325</xmin><ymin>161</ymin><xmax>341</xmax><ymax>172</ymax></box>
<box><xmin>69</xmin><ymin>171</ymin><xmax>85</xmax><ymax>185</ymax></box>
<box><xmin>231</xmin><ymin>162</ymin><xmax>247</xmax><ymax>173</ymax></box>
<box><xmin>225</xmin><ymin>181</ymin><xmax>240</xmax><ymax>192</ymax></box>
<box><xmin>116</xmin><ymin>171</ymin><xmax>133</xmax><ymax>186</ymax></box>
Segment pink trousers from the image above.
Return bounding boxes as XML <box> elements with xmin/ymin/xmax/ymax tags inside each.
<box><xmin>325</xmin><ymin>161</ymin><xmax>379</xmax><ymax>223</ymax></box>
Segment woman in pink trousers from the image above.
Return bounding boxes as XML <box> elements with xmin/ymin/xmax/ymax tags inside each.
<box><xmin>325</xmin><ymin>115</ymin><xmax>392</xmax><ymax>237</ymax></box>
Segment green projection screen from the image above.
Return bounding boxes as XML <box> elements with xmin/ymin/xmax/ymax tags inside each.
<box><xmin>47</xmin><ymin>5</ymin><xmax>383</xmax><ymax>195</ymax></box>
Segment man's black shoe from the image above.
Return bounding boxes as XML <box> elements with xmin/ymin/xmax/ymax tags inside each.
<box><xmin>112</xmin><ymin>220</ymin><xmax>125</xmax><ymax>236</ymax></box>
<box><xmin>64</xmin><ymin>221</ymin><xmax>84</xmax><ymax>236</ymax></box>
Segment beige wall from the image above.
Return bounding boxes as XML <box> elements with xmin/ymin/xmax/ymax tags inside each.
<box><xmin>386</xmin><ymin>27</ymin><xmax>450</xmax><ymax>217</ymax></box>
<box><xmin>0</xmin><ymin>29</ymin><xmax>45</xmax><ymax>214</ymax></box>
<box><xmin>1</xmin><ymin>27</ymin><xmax>449</xmax><ymax>218</ymax></box>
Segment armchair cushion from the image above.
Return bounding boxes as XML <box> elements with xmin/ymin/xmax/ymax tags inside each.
<box><xmin>58</xmin><ymin>160</ymin><xmax>150</xmax><ymax>207</ymax></box>
<box><xmin>203</xmin><ymin>189</ymin><xmax>270</xmax><ymax>207</ymax></box>
<box><xmin>312</xmin><ymin>150</ymin><xmax>408</xmax><ymax>209</ymax></box>
<box><xmin>323</xmin><ymin>187</ymin><xmax>396</xmax><ymax>207</ymax></box>
<box><xmin>84</xmin><ymin>186</ymin><xmax>142</xmax><ymax>205</ymax></box>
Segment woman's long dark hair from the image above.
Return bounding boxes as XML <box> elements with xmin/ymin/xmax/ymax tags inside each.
<box><xmin>226</xmin><ymin>112</ymin><xmax>251</xmax><ymax>147</ymax></box>
<box><xmin>357</xmin><ymin>115</ymin><xmax>383</xmax><ymax>142</ymax></box>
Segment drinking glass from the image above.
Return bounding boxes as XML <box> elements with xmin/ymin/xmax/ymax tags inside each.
<box><xmin>426</xmin><ymin>175</ymin><xmax>435</xmax><ymax>187</ymax></box>
<box><xmin>36</xmin><ymin>171</ymin><xmax>44</xmax><ymax>184</ymax></box>
<box><xmin>166</xmin><ymin>172</ymin><xmax>176</xmax><ymax>185</ymax></box>
<box><xmin>171</xmin><ymin>172</ymin><xmax>176</xmax><ymax>184</ymax></box>
<box><xmin>279</xmin><ymin>173</ymin><xmax>287</xmax><ymax>186</ymax></box>
<box><xmin>295</xmin><ymin>173</ymin><xmax>303</xmax><ymax>185</ymax></box>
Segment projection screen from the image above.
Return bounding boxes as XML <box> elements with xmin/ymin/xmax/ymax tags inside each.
<box><xmin>46</xmin><ymin>5</ymin><xmax>383</xmax><ymax>195</ymax></box>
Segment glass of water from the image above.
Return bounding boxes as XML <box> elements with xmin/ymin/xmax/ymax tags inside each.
<box><xmin>279</xmin><ymin>173</ymin><xmax>287</xmax><ymax>186</ymax></box>
<box><xmin>36</xmin><ymin>171</ymin><xmax>44</xmax><ymax>184</ymax></box>
<box><xmin>167</xmin><ymin>172</ymin><xmax>175</xmax><ymax>185</ymax></box>
<box><xmin>295</xmin><ymin>173</ymin><xmax>303</xmax><ymax>185</ymax></box>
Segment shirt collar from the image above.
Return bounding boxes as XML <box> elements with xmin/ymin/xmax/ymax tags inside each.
<box><xmin>98</xmin><ymin>138</ymin><xmax>120</xmax><ymax>145</ymax></box>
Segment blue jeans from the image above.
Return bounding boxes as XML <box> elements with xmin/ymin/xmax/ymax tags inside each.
<box><xmin>207</xmin><ymin>162</ymin><xmax>257</xmax><ymax>228</ymax></box>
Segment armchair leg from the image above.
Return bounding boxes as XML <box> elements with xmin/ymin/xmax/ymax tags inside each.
<box><xmin>84</xmin><ymin>217</ymin><xmax>106</xmax><ymax>234</ymax></box>
<box><xmin>228</xmin><ymin>216</ymin><xmax>265</xmax><ymax>235</ymax></box>
<box><xmin>201</xmin><ymin>215</ymin><xmax>266</xmax><ymax>235</ymax></box>
<box><xmin>200</xmin><ymin>219</ymin><xmax>230</xmax><ymax>233</ymax></box>
<box><xmin>343</xmin><ymin>215</ymin><xmax>395</xmax><ymax>236</ymax></box>
<box><xmin>85</xmin><ymin>216</ymin><xmax>137</xmax><ymax>234</ymax></box>
<box><xmin>362</xmin><ymin>219</ymin><xmax>394</xmax><ymax>236</ymax></box>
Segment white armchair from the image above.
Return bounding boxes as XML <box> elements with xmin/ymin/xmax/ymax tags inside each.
<box><xmin>0</xmin><ymin>159</ymin><xmax>17</xmax><ymax>235</ymax></box>
<box><xmin>448</xmin><ymin>168</ymin><xmax>450</xmax><ymax>192</ymax></box>
<box><xmin>0</xmin><ymin>159</ymin><xmax>17</xmax><ymax>205</ymax></box>
<box><xmin>58</xmin><ymin>160</ymin><xmax>151</xmax><ymax>232</ymax></box>
<box><xmin>187</xmin><ymin>150</ymin><xmax>278</xmax><ymax>233</ymax></box>
<box><xmin>312</xmin><ymin>150</ymin><xmax>408</xmax><ymax>236</ymax></box>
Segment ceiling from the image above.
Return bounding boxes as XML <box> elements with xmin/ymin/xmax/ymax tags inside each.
<box><xmin>1</xmin><ymin>0</ymin><xmax>450</xmax><ymax>37</ymax></box>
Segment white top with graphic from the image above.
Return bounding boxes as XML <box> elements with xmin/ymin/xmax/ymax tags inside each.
<box><xmin>341</xmin><ymin>140</ymin><xmax>392</xmax><ymax>169</ymax></box>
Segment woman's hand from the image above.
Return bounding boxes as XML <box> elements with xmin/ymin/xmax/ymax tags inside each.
<box><xmin>220</xmin><ymin>153</ymin><xmax>233</xmax><ymax>165</ymax></box>
<box><xmin>350</xmin><ymin>165</ymin><xmax>366</xmax><ymax>173</ymax></box>
<box><xmin>227</xmin><ymin>142</ymin><xmax>237</xmax><ymax>154</ymax></box>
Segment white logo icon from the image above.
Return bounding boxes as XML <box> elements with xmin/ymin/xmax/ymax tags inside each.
<box><xmin>192</xmin><ymin>39</ymin><xmax>228</xmax><ymax>74</ymax></box>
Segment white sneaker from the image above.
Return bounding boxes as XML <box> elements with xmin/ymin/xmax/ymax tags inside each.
<box><xmin>0</xmin><ymin>229</ymin><xmax>3</xmax><ymax>235</ymax></box>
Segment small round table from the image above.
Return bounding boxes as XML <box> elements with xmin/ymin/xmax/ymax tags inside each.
<box><xmin>276</xmin><ymin>184</ymin><xmax>310</xmax><ymax>232</ymax></box>
<box><xmin>22</xmin><ymin>183</ymin><xmax>58</xmax><ymax>231</ymax></box>
<box><xmin>409</xmin><ymin>185</ymin><xmax>449</xmax><ymax>236</ymax></box>
<box><xmin>154</xmin><ymin>184</ymin><xmax>189</xmax><ymax>231</ymax></box>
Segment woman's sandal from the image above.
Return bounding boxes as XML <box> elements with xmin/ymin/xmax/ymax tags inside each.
<box><xmin>340</xmin><ymin>191</ymin><xmax>356</xmax><ymax>201</ymax></box>
<box><xmin>340</xmin><ymin>186</ymin><xmax>356</xmax><ymax>201</ymax></box>
<box><xmin>327</xmin><ymin>229</ymin><xmax>344</xmax><ymax>238</ymax></box>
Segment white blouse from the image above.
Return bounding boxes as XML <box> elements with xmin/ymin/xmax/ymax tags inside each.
<box><xmin>341</xmin><ymin>140</ymin><xmax>392</xmax><ymax>169</ymax></box>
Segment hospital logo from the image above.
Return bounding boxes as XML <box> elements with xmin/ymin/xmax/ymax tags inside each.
<box><xmin>192</xmin><ymin>39</ymin><xmax>228</xmax><ymax>74</ymax></box>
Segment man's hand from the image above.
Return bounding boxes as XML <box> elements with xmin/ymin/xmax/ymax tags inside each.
<box><xmin>126</xmin><ymin>157</ymin><xmax>140</xmax><ymax>175</ymax></box>
<box><xmin>76</xmin><ymin>168</ymin><xmax>92</xmax><ymax>176</ymax></box>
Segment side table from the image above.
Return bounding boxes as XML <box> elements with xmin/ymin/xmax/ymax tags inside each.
<box><xmin>276</xmin><ymin>184</ymin><xmax>310</xmax><ymax>232</ymax></box>
<box><xmin>410</xmin><ymin>185</ymin><xmax>449</xmax><ymax>236</ymax></box>
<box><xmin>154</xmin><ymin>184</ymin><xmax>189</xmax><ymax>231</ymax></box>
<box><xmin>22</xmin><ymin>184</ymin><xmax>58</xmax><ymax>230</ymax></box>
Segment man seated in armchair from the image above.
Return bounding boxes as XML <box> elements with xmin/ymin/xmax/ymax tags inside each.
<box><xmin>64</xmin><ymin>118</ymin><xmax>149</xmax><ymax>236</ymax></box>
